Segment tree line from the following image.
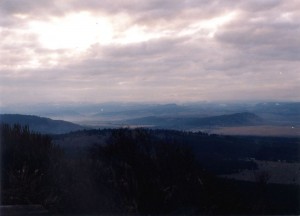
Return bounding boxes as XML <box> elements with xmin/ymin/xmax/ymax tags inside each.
<box><xmin>1</xmin><ymin>124</ymin><xmax>299</xmax><ymax>214</ymax></box>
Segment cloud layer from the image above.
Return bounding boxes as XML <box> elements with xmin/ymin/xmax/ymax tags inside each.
<box><xmin>1</xmin><ymin>0</ymin><xmax>299</xmax><ymax>106</ymax></box>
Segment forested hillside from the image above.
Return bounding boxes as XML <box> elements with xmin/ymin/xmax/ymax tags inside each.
<box><xmin>0</xmin><ymin>114</ymin><xmax>84</xmax><ymax>134</ymax></box>
<box><xmin>1</xmin><ymin>125</ymin><xmax>299</xmax><ymax>214</ymax></box>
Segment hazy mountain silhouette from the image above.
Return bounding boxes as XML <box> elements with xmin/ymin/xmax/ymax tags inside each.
<box><xmin>0</xmin><ymin>114</ymin><xmax>84</xmax><ymax>134</ymax></box>
<box><xmin>122</xmin><ymin>112</ymin><xmax>263</xmax><ymax>129</ymax></box>
<box><xmin>92</xmin><ymin>103</ymin><xmax>188</xmax><ymax>118</ymax></box>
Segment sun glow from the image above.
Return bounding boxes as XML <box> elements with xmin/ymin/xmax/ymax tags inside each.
<box><xmin>28</xmin><ymin>12</ymin><xmax>168</xmax><ymax>51</ymax></box>
<box><xmin>26</xmin><ymin>11</ymin><xmax>237</xmax><ymax>56</ymax></box>
<box><xmin>29</xmin><ymin>12</ymin><xmax>114</xmax><ymax>50</ymax></box>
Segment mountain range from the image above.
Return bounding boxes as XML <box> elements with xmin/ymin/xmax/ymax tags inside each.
<box><xmin>1</xmin><ymin>101</ymin><xmax>299</xmax><ymax>136</ymax></box>
<box><xmin>0</xmin><ymin>114</ymin><xmax>84</xmax><ymax>134</ymax></box>
<box><xmin>121</xmin><ymin>112</ymin><xmax>263</xmax><ymax>130</ymax></box>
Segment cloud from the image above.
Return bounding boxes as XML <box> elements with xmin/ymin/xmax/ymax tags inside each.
<box><xmin>216</xmin><ymin>5</ymin><xmax>300</xmax><ymax>60</ymax></box>
<box><xmin>0</xmin><ymin>0</ymin><xmax>299</xmax><ymax>106</ymax></box>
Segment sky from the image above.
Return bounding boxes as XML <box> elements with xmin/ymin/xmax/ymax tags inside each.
<box><xmin>1</xmin><ymin>0</ymin><xmax>300</xmax><ymax>106</ymax></box>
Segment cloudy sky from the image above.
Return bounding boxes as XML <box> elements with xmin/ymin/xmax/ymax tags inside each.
<box><xmin>1</xmin><ymin>0</ymin><xmax>299</xmax><ymax>106</ymax></box>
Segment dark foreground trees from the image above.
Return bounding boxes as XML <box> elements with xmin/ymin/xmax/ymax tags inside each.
<box><xmin>1</xmin><ymin>124</ymin><xmax>63</xmax><ymax>205</ymax></box>
<box><xmin>0</xmin><ymin>125</ymin><xmax>202</xmax><ymax>213</ymax></box>
<box><xmin>1</xmin><ymin>125</ymin><xmax>299</xmax><ymax>214</ymax></box>
<box><xmin>1</xmin><ymin>125</ymin><xmax>205</xmax><ymax>214</ymax></box>
<box><xmin>89</xmin><ymin>128</ymin><xmax>206</xmax><ymax>214</ymax></box>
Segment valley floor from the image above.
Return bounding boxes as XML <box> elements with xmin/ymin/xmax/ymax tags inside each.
<box><xmin>220</xmin><ymin>160</ymin><xmax>300</xmax><ymax>185</ymax></box>
<box><xmin>206</xmin><ymin>125</ymin><xmax>300</xmax><ymax>137</ymax></box>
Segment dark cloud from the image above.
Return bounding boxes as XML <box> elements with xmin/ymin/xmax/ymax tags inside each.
<box><xmin>239</xmin><ymin>0</ymin><xmax>282</xmax><ymax>11</ymax></box>
<box><xmin>216</xmin><ymin>3</ymin><xmax>300</xmax><ymax>62</ymax></box>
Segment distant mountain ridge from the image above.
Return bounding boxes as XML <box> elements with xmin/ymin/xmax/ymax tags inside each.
<box><xmin>92</xmin><ymin>103</ymin><xmax>188</xmax><ymax>118</ymax></box>
<box><xmin>193</xmin><ymin>112</ymin><xmax>263</xmax><ymax>126</ymax></box>
<box><xmin>2</xmin><ymin>102</ymin><xmax>298</xmax><ymax>126</ymax></box>
<box><xmin>0</xmin><ymin>114</ymin><xmax>84</xmax><ymax>134</ymax></box>
<box><xmin>122</xmin><ymin>112</ymin><xmax>263</xmax><ymax>129</ymax></box>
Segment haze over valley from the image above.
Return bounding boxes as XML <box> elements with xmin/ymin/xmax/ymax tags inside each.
<box><xmin>1</xmin><ymin>101</ymin><xmax>299</xmax><ymax>137</ymax></box>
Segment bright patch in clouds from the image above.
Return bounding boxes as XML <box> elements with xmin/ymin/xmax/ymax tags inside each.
<box><xmin>117</xmin><ymin>25</ymin><xmax>164</xmax><ymax>44</ymax></box>
<box><xmin>29</xmin><ymin>12</ymin><xmax>114</xmax><ymax>50</ymax></box>
<box><xmin>180</xmin><ymin>12</ymin><xmax>237</xmax><ymax>38</ymax></box>
<box><xmin>28</xmin><ymin>11</ymin><xmax>237</xmax><ymax>51</ymax></box>
<box><xmin>28</xmin><ymin>12</ymin><xmax>167</xmax><ymax>50</ymax></box>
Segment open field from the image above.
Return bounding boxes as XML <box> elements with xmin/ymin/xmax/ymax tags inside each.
<box><xmin>210</xmin><ymin>125</ymin><xmax>300</xmax><ymax>137</ymax></box>
<box><xmin>221</xmin><ymin>160</ymin><xmax>300</xmax><ymax>185</ymax></box>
